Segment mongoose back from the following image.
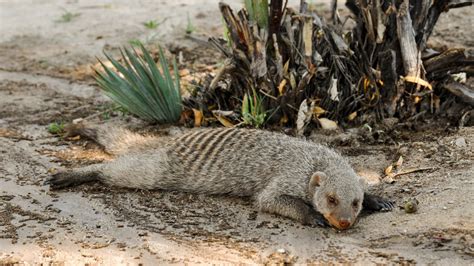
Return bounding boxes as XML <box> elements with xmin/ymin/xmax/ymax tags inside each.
<box><xmin>47</xmin><ymin>125</ymin><xmax>394</xmax><ymax>230</ymax></box>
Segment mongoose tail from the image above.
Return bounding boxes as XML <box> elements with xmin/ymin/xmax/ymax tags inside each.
<box><xmin>64</xmin><ymin>123</ymin><xmax>158</xmax><ymax>155</ymax></box>
<box><xmin>45</xmin><ymin>167</ymin><xmax>101</xmax><ymax>189</ymax></box>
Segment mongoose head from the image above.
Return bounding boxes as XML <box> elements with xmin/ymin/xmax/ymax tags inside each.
<box><xmin>309</xmin><ymin>171</ymin><xmax>365</xmax><ymax>230</ymax></box>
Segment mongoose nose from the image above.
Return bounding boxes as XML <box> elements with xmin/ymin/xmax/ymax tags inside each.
<box><xmin>338</xmin><ymin>219</ymin><xmax>351</xmax><ymax>229</ymax></box>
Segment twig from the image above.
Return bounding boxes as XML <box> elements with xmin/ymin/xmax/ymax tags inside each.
<box><xmin>391</xmin><ymin>167</ymin><xmax>437</xmax><ymax>178</ymax></box>
<box><xmin>209</xmin><ymin>60</ymin><xmax>233</xmax><ymax>90</ymax></box>
<box><xmin>184</xmin><ymin>34</ymin><xmax>212</xmax><ymax>47</ymax></box>
<box><xmin>407</xmin><ymin>110</ymin><xmax>427</xmax><ymax>121</ymax></box>
<box><xmin>259</xmin><ymin>89</ymin><xmax>278</xmax><ymax>101</ymax></box>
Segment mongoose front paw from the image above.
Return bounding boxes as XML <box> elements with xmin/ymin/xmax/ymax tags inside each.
<box><xmin>372</xmin><ymin>197</ymin><xmax>395</xmax><ymax>211</ymax></box>
<box><xmin>379</xmin><ymin>199</ymin><xmax>395</xmax><ymax>212</ymax></box>
<box><xmin>315</xmin><ymin>217</ymin><xmax>330</xmax><ymax>227</ymax></box>
<box><xmin>306</xmin><ymin>212</ymin><xmax>330</xmax><ymax>227</ymax></box>
<box><xmin>364</xmin><ymin>193</ymin><xmax>395</xmax><ymax>212</ymax></box>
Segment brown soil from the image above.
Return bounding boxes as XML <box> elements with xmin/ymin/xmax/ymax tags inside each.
<box><xmin>0</xmin><ymin>0</ymin><xmax>473</xmax><ymax>264</ymax></box>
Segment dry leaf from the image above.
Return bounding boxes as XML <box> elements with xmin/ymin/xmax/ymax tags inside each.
<box><xmin>384</xmin><ymin>165</ymin><xmax>393</xmax><ymax>175</ymax></box>
<box><xmin>296</xmin><ymin>99</ymin><xmax>311</xmax><ymax>135</ymax></box>
<box><xmin>302</xmin><ymin>16</ymin><xmax>313</xmax><ymax>57</ymax></box>
<box><xmin>329</xmin><ymin>77</ymin><xmax>339</xmax><ymax>101</ymax></box>
<box><xmin>279</xmin><ymin>114</ymin><xmax>288</xmax><ymax>126</ymax></box>
<box><xmin>283</xmin><ymin>60</ymin><xmax>290</xmax><ymax>75</ymax></box>
<box><xmin>192</xmin><ymin>108</ymin><xmax>203</xmax><ymax>127</ymax></box>
<box><xmin>0</xmin><ymin>128</ymin><xmax>19</xmax><ymax>138</ymax></box>
<box><xmin>289</xmin><ymin>72</ymin><xmax>296</xmax><ymax>89</ymax></box>
<box><xmin>278</xmin><ymin>79</ymin><xmax>287</xmax><ymax>96</ymax></box>
<box><xmin>348</xmin><ymin>112</ymin><xmax>357</xmax><ymax>121</ymax></box>
<box><xmin>67</xmin><ymin>135</ymin><xmax>81</xmax><ymax>141</ymax></box>
<box><xmin>313</xmin><ymin>106</ymin><xmax>326</xmax><ymax>117</ymax></box>
<box><xmin>214</xmin><ymin>115</ymin><xmax>234</xmax><ymax>128</ymax></box>
<box><xmin>403</xmin><ymin>75</ymin><xmax>433</xmax><ymax>90</ymax></box>
<box><xmin>395</xmin><ymin>155</ymin><xmax>403</xmax><ymax>168</ymax></box>
<box><xmin>318</xmin><ymin>118</ymin><xmax>338</xmax><ymax>130</ymax></box>
<box><xmin>212</xmin><ymin>110</ymin><xmax>234</xmax><ymax>116</ymax></box>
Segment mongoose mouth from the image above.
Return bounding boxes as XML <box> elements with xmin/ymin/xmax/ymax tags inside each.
<box><xmin>323</xmin><ymin>214</ymin><xmax>353</xmax><ymax>230</ymax></box>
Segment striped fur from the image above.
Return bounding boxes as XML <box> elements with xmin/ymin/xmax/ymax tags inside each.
<box><xmin>49</xmin><ymin>125</ymin><xmax>373</xmax><ymax>229</ymax></box>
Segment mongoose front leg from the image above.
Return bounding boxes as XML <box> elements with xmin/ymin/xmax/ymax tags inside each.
<box><xmin>258</xmin><ymin>194</ymin><xmax>329</xmax><ymax>227</ymax></box>
<box><xmin>363</xmin><ymin>193</ymin><xmax>395</xmax><ymax>212</ymax></box>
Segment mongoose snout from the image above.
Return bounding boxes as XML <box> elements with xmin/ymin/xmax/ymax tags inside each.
<box><xmin>323</xmin><ymin>214</ymin><xmax>353</xmax><ymax>230</ymax></box>
<box><xmin>46</xmin><ymin>125</ymin><xmax>395</xmax><ymax>229</ymax></box>
<box><xmin>337</xmin><ymin>219</ymin><xmax>351</xmax><ymax>230</ymax></box>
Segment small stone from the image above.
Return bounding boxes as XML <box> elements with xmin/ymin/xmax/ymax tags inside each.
<box><xmin>383</xmin><ymin>176</ymin><xmax>395</xmax><ymax>184</ymax></box>
<box><xmin>72</xmin><ymin>118</ymin><xmax>84</xmax><ymax>124</ymax></box>
<box><xmin>277</xmin><ymin>248</ymin><xmax>286</xmax><ymax>254</ymax></box>
<box><xmin>455</xmin><ymin>137</ymin><xmax>467</xmax><ymax>148</ymax></box>
<box><xmin>442</xmin><ymin>206</ymin><xmax>448</xmax><ymax>210</ymax></box>
<box><xmin>404</xmin><ymin>198</ymin><xmax>419</xmax><ymax>213</ymax></box>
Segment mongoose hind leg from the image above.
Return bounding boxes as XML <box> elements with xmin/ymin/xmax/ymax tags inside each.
<box><xmin>45</xmin><ymin>166</ymin><xmax>102</xmax><ymax>190</ymax></box>
<box><xmin>363</xmin><ymin>193</ymin><xmax>395</xmax><ymax>212</ymax></box>
<box><xmin>257</xmin><ymin>193</ymin><xmax>329</xmax><ymax>227</ymax></box>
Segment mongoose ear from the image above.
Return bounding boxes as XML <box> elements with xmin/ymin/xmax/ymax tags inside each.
<box><xmin>309</xmin><ymin>171</ymin><xmax>327</xmax><ymax>193</ymax></box>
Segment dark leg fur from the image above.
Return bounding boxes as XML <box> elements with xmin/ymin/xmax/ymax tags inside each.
<box><xmin>363</xmin><ymin>193</ymin><xmax>395</xmax><ymax>212</ymax></box>
<box><xmin>45</xmin><ymin>171</ymin><xmax>101</xmax><ymax>190</ymax></box>
<box><xmin>259</xmin><ymin>194</ymin><xmax>329</xmax><ymax>227</ymax></box>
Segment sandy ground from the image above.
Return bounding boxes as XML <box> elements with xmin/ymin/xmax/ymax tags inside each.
<box><xmin>0</xmin><ymin>0</ymin><xmax>473</xmax><ymax>264</ymax></box>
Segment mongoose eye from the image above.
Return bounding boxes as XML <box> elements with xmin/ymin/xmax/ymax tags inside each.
<box><xmin>352</xmin><ymin>200</ymin><xmax>359</xmax><ymax>209</ymax></box>
<box><xmin>327</xmin><ymin>195</ymin><xmax>338</xmax><ymax>206</ymax></box>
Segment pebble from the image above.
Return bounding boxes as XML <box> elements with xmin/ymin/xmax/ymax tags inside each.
<box><xmin>455</xmin><ymin>137</ymin><xmax>467</xmax><ymax>148</ymax></box>
<box><xmin>277</xmin><ymin>248</ymin><xmax>286</xmax><ymax>254</ymax></box>
<box><xmin>404</xmin><ymin>198</ymin><xmax>419</xmax><ymax>213</ymax></box>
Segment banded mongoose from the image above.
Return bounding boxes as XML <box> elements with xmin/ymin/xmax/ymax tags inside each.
<box><xmin>46</xmin><ymin>125</ymin><xmax>394</xmax><ymax>230</ymax></box>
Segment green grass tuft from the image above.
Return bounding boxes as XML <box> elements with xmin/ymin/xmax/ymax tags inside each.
<box><xmin>56</xmin><ymin>9</ymin><xmax>80</xmax><ymax>23</ymax></box>
<box><xmin>48</xmin><ymin>122</ymin><xmax>65</xmax><ymax>135</ymax></box>
<box><xmin>185</xmin><ymin>13</ymin><xmax>196</xmax><ymax>34</ymax></box>
<box><xmin>128</xmin><ymin>39</ymin><xmax>142</xmax><ymax>47</ymax></box>
<box><xmin>143</xmin><ymin>20</ymin><xmax>160</xmax><ymax>29</ymax></box>
<box><xmin>241</xmin><ymin>89</ymin><xmax>267</xmax><ymax>128</ymax></box>
<box><xmin>94</xmin><ymin>43</ymin><xmax>182</xmax><ymax>123</ymax></box>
